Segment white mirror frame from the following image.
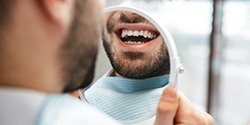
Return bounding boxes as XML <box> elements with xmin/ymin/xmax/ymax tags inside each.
<box><xmin>103</xmin><ymin>5</ymin><xmax>184</xmax><ymax>88</ymax></box>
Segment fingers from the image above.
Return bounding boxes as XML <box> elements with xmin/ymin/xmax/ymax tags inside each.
<box><xmin>154</xmin><ymin>87</ymin><xmax>179</xmax><ymax>125</ymax></box>
<box><xmin>154</xmin><ymin>89</ymin><xmax>214</xmax><ymax>125</ymax></box>
<box><xmin>198</xmin><ymin>110</ymin><xmax>214</xmax><ymax>125</ymax></box>
<box><xmin>175</xmin><ymin>92</ymin><xmax>214</xmax><ymax>125</ymax></box>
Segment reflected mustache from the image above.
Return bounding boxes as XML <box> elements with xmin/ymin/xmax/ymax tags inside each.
<box><xmin>107</xmin><ymin>14</ymin><xmax>147</xmax><ymax>34</ymax></box>
<box><xmin>119</xmin><ymin>13</ymin><xmax>146</xmax><ymax>23</ymax></box>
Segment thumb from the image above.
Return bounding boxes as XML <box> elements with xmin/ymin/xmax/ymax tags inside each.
<box><xmin>154</xmin><ymin>87</ymin><xmax>179</xmax><ymax>125</ymax></box>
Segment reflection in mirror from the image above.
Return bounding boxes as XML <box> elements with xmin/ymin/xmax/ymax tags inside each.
<box><xmin>84</xmin><ymin>7</ymin><xmax>177</xmax><ymax>124</ymax></box>
<box><xmin>102</xmin><ymin>10</ymin><xmax>170</xmax><ymax>79</ymax></box>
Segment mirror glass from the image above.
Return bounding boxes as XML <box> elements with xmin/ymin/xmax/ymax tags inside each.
<box><xmin>83</xmin><ymin>6</ymin><xmax>178</xmax><ymax>124</ymax></box>
<box><xmin>101</xmin><ymin>10</ymin><xmax>170</xmax><ymax>79</ymax></box>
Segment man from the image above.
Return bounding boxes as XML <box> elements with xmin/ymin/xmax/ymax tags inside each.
<box><xmin>0</xmin><ymin>0</ymin><xmax>122</xmax><ymax>125</ymax></box>
<box><xmin>0</xmin><ymin>0</ymin><xmax>212</xmax><ymax>125</ymax></box>
<box><xmin>84</xmin><ymin>11</ymin><xmax>214</xmax><ymax>125</ymax></box>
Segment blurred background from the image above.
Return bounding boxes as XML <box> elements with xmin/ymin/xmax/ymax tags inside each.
<box><xmin>94</xmin><ymin>0</ymin><xmax>250</xmax><ymax>125</ymax></box>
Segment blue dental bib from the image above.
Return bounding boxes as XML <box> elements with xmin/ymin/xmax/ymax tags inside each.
<box><xmin>85</xmin><ymin>74</ymin><xmax>169</xmax><ymax>124</ymax></box>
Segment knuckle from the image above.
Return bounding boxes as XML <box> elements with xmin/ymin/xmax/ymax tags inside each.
<box><xmin>157</xmin><ymin>102</ymin><xmax>176</xmax><ymax>113</ymax></box>
<box><xmin>185</xmin><ymin>109</ymin><xmax>214</xmax><ymax>125</ymax></box>
<box><xmin>196</xmin><ymin>112</ymin><xmax>215</xmax><ymax>125</ymax></box>
<box><xmin>206</xmin><ymin>114</ymin><xmax>214</xmax><ymax>125</ymax></box>
<box><xmin>157</xmin><ymin>96</ymin><xmax>178</xmax><ymax>113</ymax></box>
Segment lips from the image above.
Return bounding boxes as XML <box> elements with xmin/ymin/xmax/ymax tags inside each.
<box><xmin>114</xmin><ymin>23</ymin><xmax>160</xmax><ymax>45</ymax></box>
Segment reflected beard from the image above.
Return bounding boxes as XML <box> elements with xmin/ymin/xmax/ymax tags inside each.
<box><xmin>104</xmin><ymin>12</ymin><xmax>170</xmax><ymax>79</ymax></box>
<box><xmin>103</xmin><ymin>38</ymin><xmax>170</xmax><ymax>79</ymax></box>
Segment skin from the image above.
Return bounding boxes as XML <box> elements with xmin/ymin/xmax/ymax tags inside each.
<box><xmin>103</xmin><ymin>11</ymin><xmax>170</xmax><ymax>79</ymax></box>
<box><xmin>0</xmin><ymin>0</ymin><xmax>103</xmax><ymax>93</ymax></box>
<box><xmin>102</xmin><ymin>11</ymin><xmax>214</xmax><ymax>125</ymax></box>
<box><xmin>0</xmin><ymin>0</ymin><xmax>213</xmax><ymax>124</ymax></box>
<box><xmin>155</xmin><ymin>87</ymin><xmax>214</xmax><ymax>125</ymax></box>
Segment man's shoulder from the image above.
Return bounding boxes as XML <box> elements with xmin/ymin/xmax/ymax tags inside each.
<box><xmin>37</xmin><ymin>94</ymin><xmax>122</xmax><ymax>125</ymax></box>
<box><xmin>0</xmin><ymin>88</ymin><xmax>47</xmax><ymax>125</ymax></box>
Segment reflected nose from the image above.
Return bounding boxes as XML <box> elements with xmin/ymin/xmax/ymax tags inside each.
<box><xmin>121</xmin><ymin>12</ymin><xmax>140</xmax><ymax>19</ymax></box>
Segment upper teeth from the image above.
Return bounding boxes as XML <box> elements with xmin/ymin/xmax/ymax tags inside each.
<box><xmin>121</xmin><ymin>29</ymin><xmax>157</xmax><ymax>39</ymax></box>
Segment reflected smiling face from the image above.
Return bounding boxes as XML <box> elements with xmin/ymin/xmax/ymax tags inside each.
<box><xmin>103</xmin><ymin>11</ymin><xmax>170</xmax><ymax>79</ymax></box>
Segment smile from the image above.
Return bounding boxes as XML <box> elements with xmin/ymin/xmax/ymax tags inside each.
<box><xmin>114</xmin><ymin>24</ymin><xmax>160</xmax><ymax>45</ymax></box>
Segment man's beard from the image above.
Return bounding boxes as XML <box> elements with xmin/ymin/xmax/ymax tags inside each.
<box><xmin>103</xmin><ymin>12</ymin><xmax>170</xmax><ymax>79</ymax></box>
<box><xmin>103</xmin><ymin>40</ymin><xmax>170</xmax><ymax>79</ymax></box>
<box><xmin>61</xmin><ymin>0</ymin><xmax>102</xmax><ymax>92</ymax></box>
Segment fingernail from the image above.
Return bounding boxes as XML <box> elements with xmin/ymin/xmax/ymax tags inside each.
<box><xmin>163</xmin><ymin>87</ymin><xmax>176</xmax><ymax>98</ymax></box>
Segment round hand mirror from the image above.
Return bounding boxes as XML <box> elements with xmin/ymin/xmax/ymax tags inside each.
<box><xmin>82</xmin><ymin>5</ymin><xmax>184</xmax><ymax>124</ymax></box>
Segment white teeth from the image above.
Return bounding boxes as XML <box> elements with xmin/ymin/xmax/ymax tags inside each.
<box><xmin>143</xmin><ymin>30</ymin><xmax>149</xmax><ymax>38</ymax></box>
<box><xmin>148</xmin><ymin>32</ymin><xmax>152</xmax><ymax>39</ymax></box>
<box><xmin>121</xmin><ymin>30</ymin><xmax>127</xmax><ymax>38</ymax></box>
<box><xmin>121</xmin><ymin>29</ymin><xmax>157</xmax><ymax>39</ymax></box>
<box><xmin>133</xmin><ymin>31</ymin><xmax>139</xmax><ymax>37</ymax></box>
<box><xmin>124</xmin><ymin>41</ymin><xmax>144</xmax><ymax>44</ymax></box>
<box><xmin>139</xmin><ymin>30</ymin><xmax>144</xmax><ymax>36</ymax></box>
<box><xmin>149</xmin><ymin>32</ymin><xmax>155</xmax><ymax>39</ymax></box>
<box><xmin>127</xmin><ymin>30</ymin><xmax>133</xmax><ymax>36</ymax></box>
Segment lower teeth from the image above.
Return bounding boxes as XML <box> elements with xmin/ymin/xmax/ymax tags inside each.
<box><xmin>124</xmin><ymin>41</ymin><xmax>144</xmax><ymax>44</ymax></box>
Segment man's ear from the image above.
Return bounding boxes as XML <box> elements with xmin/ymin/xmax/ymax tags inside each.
<box><xmin>40</xmin><ymin>0</ymin><xmax>75</xmax><ymax>27</ymax></box>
